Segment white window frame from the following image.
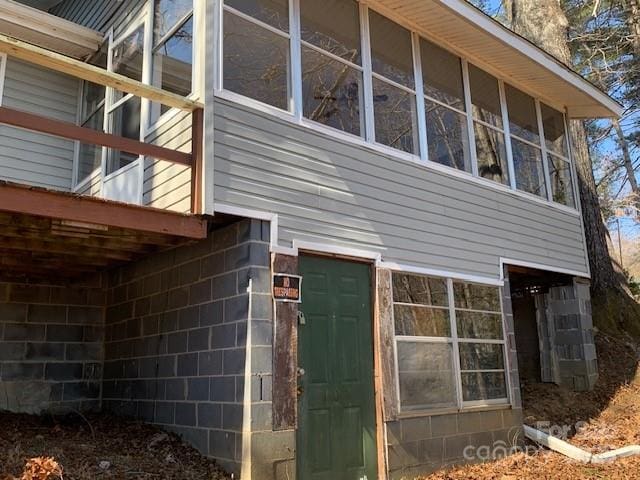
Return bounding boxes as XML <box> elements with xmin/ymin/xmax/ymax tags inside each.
<box><xmin>148</xmin><ymin>0</ymin><xmax>198</xmax><ymax>134</ymax></box>
<box><xmin>213</xmin><ymin>0</ymin><xmax>580</xmax><ymax>215</ymax></box>
<box><xmin>0</xmin><ymin>53</ymin><xmax>7</xmax><ymax>107</ymax></box>
<box><xmin>392</xmin><ymin>274</ymin><xmax>510</xmax><ymax>414</ymax></box>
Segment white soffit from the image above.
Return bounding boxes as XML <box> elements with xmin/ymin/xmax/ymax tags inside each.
<box><xmin>0</xmin><ymin>0</ymin><xmax>102</xmax><ymax>59</ymax></box>
<box><xmin>370</xmin><ymin>0</ymin><xmax>623</xmax><ymax>119</ymax></box>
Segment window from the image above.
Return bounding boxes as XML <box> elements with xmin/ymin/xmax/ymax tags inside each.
<box><xmin>77</xmin><ymin>44</ymin><xmax>108</xmax><ymax>185</ymax></box>
<box><xmin>505</xmin><ymin>84</ymin><xmax>547</xmax><ymax>198</ymax></box>
<box><xmin>469</xmin><ymin>65</ymin><xmax>509</xmax><ymax>186</ymax></box>
<box><xmin>216</xmin><ymin>4</ymin><xmax>578</xmax><ymax>210</ymax></box>
<box><xmin>420</xmin><ymin>39</ymin><xmax>471</xmax><ymax>172</ymax></box>
<box><xmin>369</xmin><ymin>11</ymin><xmax>418</xmax><ymax>154</ymax></box>
<box><xmin>223</xmin><ymin>0</ymin><xmax>290</xmax><ymax>110</ymax></box>
<box><xmin>393</xmin><ymin>272</ymin><xmax>508</xmax><ymax>412</ymax></box>
<box><xmin>300</xmin><ymin>0</ymin><xmax>363</xmax><ymax>136</ymax></box>
<box><xmin>151</xmin><ymin>0</ymin><xmax>194</xmax><ymax>119</ymax></box>
<box><xmin>106</xmin><ymin>25</ymin><xmax>145</xmax><ymax>175</ymax></box>
<box><xmin>541</xmin><ymin>103</ymin><xmax>574</xmax><ymax>207</ymax></box>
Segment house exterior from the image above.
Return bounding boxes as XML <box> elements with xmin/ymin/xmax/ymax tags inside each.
<box><xmin>0</xmin><ymin>0</ymin><xmax>621</xmax><ymax>479</ymax></box>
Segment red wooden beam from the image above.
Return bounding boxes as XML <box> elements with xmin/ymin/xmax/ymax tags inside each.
<box><xmin>0</xmin><ymin>106</ymin><xmax>192</xmax><ymax>166</ymax></box>
<box><xmin>0</xmin><ymin>182</ymin><xmax>207</xmax><ymax>239</ymax></box>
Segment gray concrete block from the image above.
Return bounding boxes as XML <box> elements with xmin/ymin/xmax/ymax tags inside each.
<box><xmin>0</xmin><ymin>342</ymin><xmax>24</xmax><ymax>361</ymax></box>
<box><xmin>213</xmin><ymin>273</ymin><xmax>238</xmax><ymax>300</ymax></box>
<box><xmin>0</xmin><ymin>304</ymin><xmax>27</xmax><ymax>322</ymax></box>
<box><xmin>187</xmin><ymin>377</ymin><xmax>209</xmax><ymax>401</ymax></box>
<box><xmin>237</xmin><ymin>219</ymin><xmax>263</xmax><ymax>243</ymax></box>
<box><xmin>63</xmin><ymin>381</ymin><xmax>100</xmax><ymax>400</ymax></box>
<box><xmin>170</xmin><ymin>425</ymin><xmax>208</xmax><ymax>455</ymax></box>
<box><xmin>401</xmin><ymin>416</ymin><xmax>431</xmax><ymax>442</ymax></box>
<box><xmin>166</xmin><ymin>378</ymin><xmax>186</xmax><ymax>400</ymax></box>
<box><xmin>2</xmin><ymin>362</ymin><xmax>44</xmax><ymax>380</ymax></box>
<box><xmin>5</xmin><ymin>323</ymin><xmax>45</xmax><ymax>341</ymax></box>
<box><xmin>210</xmin><ymin>376</ymin><xmax>236</xmax><ymax>402</ymax></box>
<box><xmin>178</xmin><ymin>306</ymin><xmax>200</xmax><ymax>330</ymax></box>
<box><xmin>222</xmin><ymin>403</ymin><xmax>243</xmax><ymax>431</ymax></box>
<box><xmin>177</xmin><ymin>353</ymin><xmax>198</xmax><ymax>377</ymax></box>
<box><xmin>66</xmin><ymin>343</ymin><xmax>102</xmax><ymax>361</ymax></box>
<box><xmin>67</xmin><ymin>306</ymin><xmax>103</xmax><ymax>325</ymax></box>
<box><xmin>142</xmin><ymin>316</ymin><xmax>159</xmax><ymax>336</ymax></box>
<box><xmin>175</xmin><ymin>402</ymin><xmax>197</xmax><ymax>426</ymax></box>
<box><xmin>188</xmin><ymin>327</ymin><xmax>210</xmax><ymax>352</ymax></box>
<box><xmin>200</xmin><ymin>301</ymin><xmax>223</xmax><ymax>327</ymax></box>
<box><xmin>251</xmin><ymin>294</ymin><xmax>273</xmax><ymax>321</ymax></box>
<box><xmin>179</xmin><ymin>260</ymin><xmax>201</xmax><ymax>285</ymax></box>
<box><xmin>155</xmin><ymin>401</ymin><xmax>175</xmax><ymax>424</ymax></box>
<box><xmin>251</xmin><ymin>402</ymin><xmax>272</xmax><ymax>432</ymax></box>
<box><xmin>46</xmin><ymin>325</ymin><xmax>83</xmax><ymax>342</ymax></box>
<box><xmin>211</xmin><ymin>323</ymin><xmax>237</xmax><ymax>349</ymax></box>
<box><xmin>201</xmin><ymin>252</ymin><xmax>225</xmax><ymax>279</ymax></box>
<box><xmin>251</xmin><ymin>346</ymin><xmax>272</xmax><ymax>375</ymax></box>
<box><xmin>502</xmin><ymin>408</ymin><xmax>523</xmax><ymax>429</ymax></box>
<box><xmin>251</xmin><ymin>321</ymin><xmax>272</xmax><ymax>347</ymax></box>
<box><xmin>198</xmin><ymin>402</ymin><xmax>222</xmax><ymax>428</ymax></box>
<box><xmin>421</xmin><ymin>437</ymin><xmax>445</xmax><ymax>463</ymax></box>
<box><xmin>167</xmin><ymin>287</ymin><xmax>189</xmax><ymax>310</ymax></box>
<box><xmin>251</xmin><ymin>430</ymin><xmax>295</xmax><ymax>462</ymax></box>
<box><xmin>443</xmin><ymin>434</ymin><xmax>470</xmax><ymax>460</ymax></box>
<box><xmin>224</xmin><ymin>295</ymin><xmax>248</xmax><ymax>323</ymax></box>
<box><xmin>157</xmin><ymin>356</ymin><xmax>176</xmax><ymax>377</ymax></box>
<box><xmin>237</xmin><ymin>267</ymin><xmax>271</xmax><ymax>294</ymax></box>
<box><xmin>224</xmin><ymin>348</ymin><xmax>246</xmax><ymax>375</ymax></box>
<box><xmin>198</xmin><ymin>351</ymin><xmax>222</xmax><ymax>376</ymax></box>
<box><xmin>431</xmin><ymin>413</ymin><xmax>457</xmax><ymax>437</ymax></box>
<box><xmin>136</xmin><ymin>401</ymin><xmax>155</xmax><ymax>422</ymax></box>
<box><xmin>209</xmin><ymin>429</ymin><xmax>237</xmax><ymax>460</ymax></box>
<box><xmin>9</xmin><ymin>285</ymin><xmax>50</xmax><ymax>303</ymax></box>
<box><xmin>190</xmin><ymin>280</ymin><xmax>212</xmax><ymax>306</ymax></box>
<box><xmin>44</xmin><ymin>362</ymin><xmax>82</xmax><ymax>381</ymax></box>
<box><xmin>168</xmin><ymin>331</ymin><xmax>188</xmax><ymax>354</ymax></box>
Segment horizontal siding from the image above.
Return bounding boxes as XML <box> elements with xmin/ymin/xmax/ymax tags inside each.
<box><xmin>0</xmin><ymin>59</ymin><xmax>78</xmax><ymax>191</ymax></box>
<box><xmin>143</xmin><ymin>111</ymin><xmax>192</xmax><ymax>213</ymax></box>
<box><xmin>214</xmin><ymin>98</ymin><xmax>589</xmax><ymax>279</ymax></box>
<box><xmin>50</xmin><ymin>0</ymin><xmax>142</xmax><ymax>34</ymax></box>
<box><xmin>77</xmin><ymin>168</ymin><xmax>101</xmax><ymax>196</ymax></box>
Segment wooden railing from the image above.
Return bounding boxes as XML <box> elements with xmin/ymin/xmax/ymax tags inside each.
<box><xmin>0</xmin><ymin>33</ymin><xmax>205</xmax><ymax>215</ymax></box>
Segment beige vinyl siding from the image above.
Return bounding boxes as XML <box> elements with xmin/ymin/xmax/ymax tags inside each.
<box><xmin>0</xmin><ymin>58</ymin><xmax>78</xmax><ymax>191</ymax></box>
<box><xmin>76</xmin><ymin>168</ymin><xmax>101</xmax><ymax>196</ymax></box>
<box><xmin>214</xmin><ymin>98</ymin><xmax>588</xmax><ymax>279</ymax></box>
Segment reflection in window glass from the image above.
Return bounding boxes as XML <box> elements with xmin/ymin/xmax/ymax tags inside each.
<box><xmin>372</xmin><ymin>78</ymin><xmax>418</xmax><ymax>154</ymax></box>
<box><xmin>512</xmin><ymin>139</ymin><xmax>547</xmax><ymax>198</ymax></box>
<box><xmin>154</xmin><ymin>0</ymin><xmax>192</xmax><ymax>39</ymax></box>
<box><xmin>461</xmin><ymin>371</ymin><xmax>507</xmax><ymax>401</ymax></box>
<box><xmin>420</xmin><ymin>39</ymin><xmax>465</xmax><ymax>111</ymax></box>
<box><xmin>474</xmin><ymin>122</ymin><xmax>509</xmax><ymax>185</ymax></box>
<box><xmin>112</xmin><ymin>26</ymin><xmax>145</xmax><ymax>82</ymax></box>
<box><xmin>225</xmin><ymin>0</ymin><xmax>289</xmax><ymax>31</ymax></box>
<box><xmin>426</xmin><ymin>101</ymin><xmax>471</xmax><ymax>172</ymax></box>
<box><xmin>541</xmin><ymin>103</ymin><xmax>568</xmax><ymax>157</ymax></box>
<box><xmin>300</xmin><ymin>0</ymin><xmax>360</xmax><ymax>64</ymax></box>
<box><xmin>453</xmin><ymin>282</ymin><xmax>501</xmax><ymax>312</ymax></box>
<box><xmin>459</xmin><ymin>343</ymin><xmax>504</xmax><ymax>370</ymax></box>
<box><xmin>397</xmin><ymin>342</ymin><xmax>457</xmax><ymax>410</ymax></box>
<box><xmin>301</xmin><ymin>46</ymin><xmax>363</xmax><ymax>136</ymax></box>
<box><xmin>392</xmin><ymin>273</ymin><xmax>449</xmax><ymax>306</ymax></box>
<box><xmin>107</xmin><ymin>96</ymin><xmax>141</xmax><ymax>174</ymax></box>
<box><xmin>152</xmin><ymin>16</ymin><xmax>193</xmax><ymax>116</ymax></box>
<box><xmin>468</xmin><ymin>64</ymin><xmax>502</xmax><ymax>128</ymax></box>
<box><xmin>223</xmin><ymin>11</ymin><xmax>290</xmax><ymax>110</ymax></box>
<box><xmin>549</xmin><ymin>154</ymin><xmax>575</xmax><ymax>208</ymax></box>
<box><xmin>505</xmin><ymin>84</ymin><xmax>539</xmax><ymax>144</ymax></box>
<box><xmin>78</xmin><ymin>107</ymin><xmax>105</xmax><ymax>181</ymax></box>
<box><xmin>369</xmin><ymin>10</ymin><xmax>414</xmax><ymax>88</ymax></box>
<box><xmin>456</xmin><ymin>311</ymin><xmax>503</xmax><ymax>340</ymax></box>
<box><xmin>394</xmin><ymin>305</ymin><xmax>450</xmax><ymax>337</ymax></box>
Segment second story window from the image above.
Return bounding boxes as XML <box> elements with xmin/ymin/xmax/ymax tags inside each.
<box><xmin>223</xmin><ymin>0</ymin><xmax>290</xmax><ymax>111</ymax></box>
<box><xmin>300</xmin><ymin>0</ymin><xmax>363</xmax><ymax>137</ymax></box>
<box><xmin>369</xmin><ymin>11</ymin><xmax>418</xmax><ymax>155</ymax></box>
<box><xmin>541</xmin><ymin>104</ymin><xmax>575</xmax><ymax>208</ymax></box>
<box><xmin>151</xmin><ymin>0</ymin><xmax>194</xmax><ymax>119</ymax></box>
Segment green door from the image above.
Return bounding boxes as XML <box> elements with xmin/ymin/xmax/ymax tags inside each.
<box><xmin>297</xmin><ymin>255</ymin><xmax>377</xmax><ymax>480</ymax></box>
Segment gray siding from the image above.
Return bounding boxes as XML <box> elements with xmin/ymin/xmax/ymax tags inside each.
<box><xmin>50</xmin><ymin>0</ymin><xmax>139</xmax><ymax>34</ymax></box>
<box><xmin>0</xmin><ymin>59</ymin><xmax>78</xmax><ymax>191</ymax></box>
<box><xmin>213</xmin><ymin>98</ymin><xmax>589</xmax><ymax>279</ymax></box>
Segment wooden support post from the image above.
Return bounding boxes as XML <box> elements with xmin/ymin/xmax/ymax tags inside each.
<box><xmin>190</xmin><ymin>108</ymin><xmax>204</xmax><ymax>215</ymax></box>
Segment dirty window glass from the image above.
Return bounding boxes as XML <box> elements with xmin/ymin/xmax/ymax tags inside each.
<box><xmin>541</xmin><ymin>103</ymin><xmax>568</xmax><ymax>157</ymax></box>
<box><xmin>512</xmin><ymin>138</ymin><xmax>547</xmax><ymax>198</ymax></box>
<box><xmin>475</xmin><ymin>122</ymin><xmax>509</xmax><ymax>185</ymax></box>
<box><xmin>420</xmin><ymin>38</ymin><xmax>465</xmax><ymax>111</ymax></box>
<box><xmin>468</xmin><ymin>64</ymin><xmax>502</xmax><ymax>128</ymax></box>
<box><xmin>548</xmin><ymin>154</ymin><xmax>575</xmax><ymax>208</ymax></box>
<box><xmin>505</xmin><ymin>84</ymin><xmax>539</xmax><ymax>144</ymax></box>
<box><xmin>225</xmin><ymin>0</ymin><xmax>289</xmax><ymax>31</ymax></box>
<box><xmin>112</xmin><ymin>26</ymin><xmax>145</xmax><ymax>82</ymax></box>
<box><xmin>369</xmin><ymin>10</ymin><xmax>414</xmax><ymax>88</ymax></box>
<box><xmin>372</xmin><ymin>78</ymin><xmax>419</xmax><ymax>154</ymax></box>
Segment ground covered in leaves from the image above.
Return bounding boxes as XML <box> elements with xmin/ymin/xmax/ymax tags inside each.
<box><xmin>422</xmin><ymin>332</ymin><xmax>640</xmax><ymax>479</ymax></box>
<box><xmin>0</xmin><ymin>413</ymin><xmax>229</xmax><ymax>480</ymax></box>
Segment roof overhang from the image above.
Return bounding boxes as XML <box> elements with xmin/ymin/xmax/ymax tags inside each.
<box><xmin>0</xmin><ymin>0</ymin><xmax>102</xmax><ymax>59</ymax></box>
<box><xmin>370</xmin><ymin>0</ymin><xmax>623</xmax><ymax>119</ymax></box>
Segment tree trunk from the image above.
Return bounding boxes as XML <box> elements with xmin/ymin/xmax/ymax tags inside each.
<box><xmin>625</xmin><ymin>0</ymin><xmax>640</xmax><ymax>56</ymax></box>
<box><xmin>504</xmin><ymin>0</ymin><xmax>619</xmax><ymax>293</ymax></box>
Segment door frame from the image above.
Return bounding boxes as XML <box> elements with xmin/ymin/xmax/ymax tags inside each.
<box><xmin>296</xmin><ymin>249</ymin><xmax>387</xmax><ymax>480</ymax></box>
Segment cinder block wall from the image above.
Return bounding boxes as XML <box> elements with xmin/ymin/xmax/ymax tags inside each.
<box><xmin>101</xmin><ymin>219</ymin><xmax>273</xmax><ymax>476</ymax></box>
<box><xmin>0</xmin><ymin>278</ymin><xmax>105</xmax><ymax>414</ymax></box>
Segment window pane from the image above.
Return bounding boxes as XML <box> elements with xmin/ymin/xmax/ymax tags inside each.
<box><xmin>461</xmin><ymin>372</ymin><xmax>507</xmax><ymax>401</ymax></box>
<box><xmin>225</xmin><ymin>0</ymin><xmax>289</xmax><ymax>31</ymax></box>
<box><xmin>420</xmin><ymin>39</ymin><xmax>464</xmax><ymax>111</ymax></box>
<box><xmin>426</xmin><ymin>101</ymin><xmax>471</xmax><ymax>172</ymax></box>
<box><xmin>112</xmin><ymin>26</ymin><xmax>145</xmax><ymax>82</ymax></box>
<box><xmin>301</xmin><ymin>47</ymin><xmax>363</xmax><ymax>136</ymax></box>
<box><xmin>78</xmin><ymin>106</ymin><xmax>105</xmax><ymax>181</ymax></box>
<box><xmin>541</xmin><ymin>103</ymin><xmax>568</xmax><ymax>157</ymax></box>
<box><xmin>223</xmin><ymin>11</ymin><xmax>290</xmax><ymax>110</ymax></box>
<box><xmin>468</xmin><ymin>64</ymin><xmax>502</xmax><ymax>128</ymax></box>
<box><xmin>392</xmin><ymin>273</ymin><xmax>448</xmax><ymax>306</ymax></box>
<box><xmin>456</xmin><ymin>311</ymin><xmax>503</xmax><ymax>340</ymax></box>
<box><xmin>397</xmin><ymin>341</ymin><xmax>457</xmax><ymax>409</ymax></box>
<box><xmin>107</xmin><ymin>97</ymin><xmax>141</xmax><ymax>174</ymax></box>
<box><xmin>394</xmin><ymin>305</ymin><xmax>450</xmax><ymax>337</ymax></box>
<box><xmin>369</xmin><ymin>11</ymin><xmax>414</xmax><ymax>88</ymax></box>
<box><xmin>459</xmin><ymin>343</ymin><xmax>504</xmax><ymax>370</ymax></box>
<box><xmin>82</xmin><ymin>82</ymin><xmax>105</xmax><ymax>120</ymax></box>
<box><xmin>372</xmin><ymin>78</ymin><xmax>418</xmax><ymax>154</ymax></box>
<box><xmin>153</xmin><ymin>16</ymin><xmax>193</xmax><ymax>115</ymax></box>
<box><xmin>453</xmin><ymin>282</ymin><xmax>500</xmax><ymax>312</ymax></box>
<box><xmin>512</xmin><ymin>139</ymin><xmax>547</xmax><ymax>198</ymax></box>
<box><xmin>300</xmin><ymin>0</ymin><xmax>360</xmax><ymax>64</ymax></box>
<box><xmin>475</xmin><ymin>123</ymin><xmax>509</xmax><ymax>185</ymax></box>
<box><xmin>154</xmin><ymin>0</ymin><xmax>192</xmax><ymax>41</ymax></box>
<box><xmin>549</xmin><ymin>154</ymin><xmax>575</xmax><ymax>208</ymax></box>
<box><xmin>505</xmin><ymin>84</ymin><xmax>539</xmax><ymax>144</ymax></box>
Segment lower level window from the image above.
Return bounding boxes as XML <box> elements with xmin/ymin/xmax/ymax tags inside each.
<box><xmin>392</xmin><ymin>272</ymin><xmax>509</xmax><ymax>412</ymax></box>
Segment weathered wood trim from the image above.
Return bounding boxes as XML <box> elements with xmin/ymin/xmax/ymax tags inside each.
<box><xmin>377</xmin><ymin>268</ymin><xmax>399</xmax><ymax>421</ymax></box>
<box><xmin>190</xmin><ymin>108</ymin><xmax>204</xmax><ymax>214</ymax></box>
<box><xmin>372</xmin><ymin>266</ymin><xmax>388</xmax><ymax>479</ymax></box>
<box><xmin>0</xmin><ymin>181</ymin><xmax>207</xmax><ymax>239</ymax></box>
<box><xmin>272</xmin><ymin>253</ymin><xmax>299</xmax><ymax>431</ymax></box>
<box><xmin>0</xmin><ymin>33</ymin><xmax>202</xmax><ymax>111</ymax></box>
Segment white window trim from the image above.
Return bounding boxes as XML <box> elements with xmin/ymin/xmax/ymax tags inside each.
<box><xmin>391</xmin><ymin>273</ymin><xmax>511</xmax><ymax>415</ymax></box>
<box><xmin>215</xmin><ymin>0</ymin><xmax>581</xmax><ymax>215</ymax></box>
<box><xmin>0</xmin><ymin>53</ymin><xmax>7</xmax><ymax>107</ymax></box>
